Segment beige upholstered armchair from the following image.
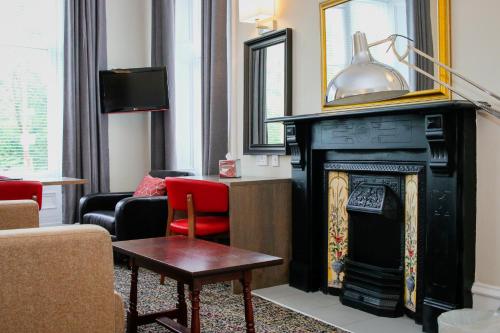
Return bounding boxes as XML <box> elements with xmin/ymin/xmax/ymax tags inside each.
<box><xmin>0</xmin><ymin>199</ymin><xmax>39</xmax><ymax>230</ymax></box>
<box><xmin>0</xmin><ymin>225</ymin><xmax>125</xmax><ymax>333</ymax></box>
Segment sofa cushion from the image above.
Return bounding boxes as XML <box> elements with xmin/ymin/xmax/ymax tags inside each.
<box><xmin>133</xmin><ymin>175</ymin><xmax>166</xmax><ymax>197</ymax></box>
<box><xmin>82</xmin><ymin>210</ymin><xmax>115</xmax><ymax>234</ymax></box>
<box><xmin>0</xmin><ymin>225</ymin><xmax>123</xmax><ymax>333</ymax></box>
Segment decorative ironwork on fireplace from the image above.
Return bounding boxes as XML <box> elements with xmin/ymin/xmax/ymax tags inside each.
<box><xmin>347</xmin><ymin>183</ymin><xmax>399</xmax><ymax>217</ymax></box>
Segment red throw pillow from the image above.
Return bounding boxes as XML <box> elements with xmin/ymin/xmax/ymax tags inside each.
<box><xmin>133</xmin><ymin>175</ymin><xmax>166</xmax><ymax>197</ymax></box>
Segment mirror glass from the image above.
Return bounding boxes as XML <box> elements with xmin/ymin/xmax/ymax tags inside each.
<box><xmin>322</xmin><ymin>0</ymin><xmax>448</xmax><ymax>108</ymax></box>
<box><xmin>244</xmin><ymin>29</ymin><xmax>291</xmax><ymax>155</ymax></box>
<box><xmin>263</xmin><ymin>43</ymin><xmax>284</xmax><ymax>145</ymax></box>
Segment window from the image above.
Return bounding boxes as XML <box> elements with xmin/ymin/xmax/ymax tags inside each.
<box><xmin>325</xmin><ymin>0</ymin><xmax>410</xmax><ymax>94</ymax></box>
<box><xmin>0</xmin><ymin>0</ymin><xmax>64</xmax><ymax>177</ymax></box>
<box><xmin>346</xmin><ymin>0</ymin><xmax>409</xmax><ymax>84</ymax></box>
<box><xmin>174</xmin><ymin>0</ymin><xmax>202</xmax><ymax>174</ymax></box>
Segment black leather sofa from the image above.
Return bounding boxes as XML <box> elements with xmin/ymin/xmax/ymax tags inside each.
<box><xmin>79</xmin><ymin>170</ymin><xmax>193</xmax><ymax>241</ymax></box>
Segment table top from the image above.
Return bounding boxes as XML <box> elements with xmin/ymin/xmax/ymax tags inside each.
<box><xmin>113</xmin><ymin>236</ymin><xmax>283</xmax><ymax>277</ymax></box>
<box><xmin>0</xmin><ymin>177</ymin><xmax>86</xmax><ymax>186</ymax></box>
<box><xmin>35</xmin><ymin>177</ymin><xmax>87</xmax><ymax>186</ymax></box>
<box><xmin>180</xmin><ymin>175</ymin><xmax>291</xmax><ymax>186</ymax></box>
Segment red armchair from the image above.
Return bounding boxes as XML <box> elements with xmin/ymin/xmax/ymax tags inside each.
<box><xmin>164</xmin><ymin>177</ymin><xmax>230</xmax><ymax>238</ymax></box>
<box><xmin>161</xmin><ymin>178</ymin><xmax>230</xmax><ymax>284</ymax></box>
<box><xmin>0</xmin><ymin>179</ymin><xmax>43</xmax><ymax>210</ymax></box>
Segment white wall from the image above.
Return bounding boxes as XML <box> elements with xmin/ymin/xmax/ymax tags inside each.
<box><xmin>106</xmin><ymin>0</ymin><xmax>151</xmax><ymax>191</ymax></box>
<box><xmin>231</xmin><ymin>0</ymin><xmax>324</xmax><ymax>177</ymax></box>
<box><xmin>452</xmin><ymin>0</ymin><xmax>500</xmax><ymax>310</ymax></box>
<box><xmin>230</xmin><ymin>0</ymin><xmax>500</xmax><ymax>309</ymax></box>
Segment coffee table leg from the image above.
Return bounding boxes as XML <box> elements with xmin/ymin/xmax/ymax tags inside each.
<box><xmin>190</xmin><ymin>281</ymin><xmax>201</xmax><ymax>333</ymax></box>
<box><xmin>177</xmin><ymin>281</ymin><xmax>187</xmax><ymax>326</ymax></box>
<box><xmin>241</xmin><ymin>271</ymin><xmax>255</xmax><ymax>333</ymax></box>
<box><xmin>127</xmin><ymin>262</ymin><xmax>139</xmax><ymax>333</ymax></box>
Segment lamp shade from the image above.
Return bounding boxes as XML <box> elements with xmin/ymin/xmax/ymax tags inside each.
<box><xmin>239</xmin><ymin>0</ymin><xmax>275</xmax><ymax>23</ymax></box>
<box><xmin>326</xmin><ymin>32</ymin><xmax>409</xmax><ymax>106</ymax></box>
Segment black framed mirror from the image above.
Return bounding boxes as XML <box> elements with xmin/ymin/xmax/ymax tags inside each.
<box><xmin>244</xmin><ymin>28</ymin><xmax>292</xmax><ymax>155</ymax></box>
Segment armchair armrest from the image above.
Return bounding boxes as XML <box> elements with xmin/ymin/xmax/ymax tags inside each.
<box><xmin>79</xmin><ymin>192</ymin><xmax>133</xmax><ymax>224</ymax></box>
<box><xmin>114</xmin><ymin>196</ymin><xmax>168</xmax><ymax>241</ymax></box>
<box><xmin>0</xmin><ymin>200</ymin><xmax>39</xmax><ymax>230</ymax></box>
<box><xmin>113</xmin><ymin>291</ymin><xmax>125</xmax><ymax>333</ymax></box>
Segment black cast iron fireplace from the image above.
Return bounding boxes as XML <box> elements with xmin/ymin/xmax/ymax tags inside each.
<box><xmin>272</xmin><ymin>101</ymin><xmax>477</xmax><ymax>333</ymax></box>
<box><xmin>341</xmin><ymin>182</ymin><xmax>404</xmax><ymax>317</ymax></box>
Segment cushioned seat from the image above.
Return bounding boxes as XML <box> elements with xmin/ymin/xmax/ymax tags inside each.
<box><xmin>0</xmin><ymin>180</ymin><xmax>43</xmax><ymax>209</ymax></box>
<box><xmin>82</xmin><ymin>210</ymin><xmax>115</xmax><ymax>234</ymax></box>
<box><xmin>164</xmin><ymin>178</ymin><xmax>230</xmax><ymax>238</ymax></box>
<box><xmin>0</xmin><ymin>225</ymin><xmax>125</xmax><ymax>332</ymax></box>
<box><xmin>170</xmin><ymin>216</ymin><xmax>230</xmax><ymax>236</ymax></box>
<box><xmin>79</xmin><ymin>170</ymin><xmax>193</xmax><ymax>242</ymax></box>
<box><xmin>160</xmin><ymin>178</ymin><xmax>230</xmax><ymax>284</ymax></box>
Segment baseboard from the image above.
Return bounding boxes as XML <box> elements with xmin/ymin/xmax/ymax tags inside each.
<box><xmin>472</xmin><ymin>281</ymin><xmax>500</xmax><ymax>310</ymax></box>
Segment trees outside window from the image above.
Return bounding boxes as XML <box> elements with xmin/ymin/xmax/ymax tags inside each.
<box><xmin>0</xmin><ymin>0</ymin><xmax>63</xmax><ymax>177</ymax></box>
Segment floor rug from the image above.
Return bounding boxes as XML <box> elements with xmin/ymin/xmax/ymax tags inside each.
<box><xmin>114</xmin><ymin>264</ymin><xmax>345</xmax><ymax>333</ymax></box>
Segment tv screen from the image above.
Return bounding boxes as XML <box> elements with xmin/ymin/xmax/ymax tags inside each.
<box><xmin>99</xmin><ymin>67</ymin><xmax>168</xmax><ymax>113</ymax></box>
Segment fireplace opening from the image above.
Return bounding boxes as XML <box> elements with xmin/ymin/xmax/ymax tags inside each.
<box><xmin>340</xmin><ymin>182</ymin><xmax>405</xmax><ymax>317</ymax></box>
<box><xmin>347</xmin><ymin>184</ymin><xmax>402</xmax><ymax>268</ymax></box>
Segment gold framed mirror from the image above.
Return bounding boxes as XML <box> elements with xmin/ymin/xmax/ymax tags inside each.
<box><xmin>320</xmin><ymin>0</ymin><xmax>450</xmax><ymax>111</ymax></box>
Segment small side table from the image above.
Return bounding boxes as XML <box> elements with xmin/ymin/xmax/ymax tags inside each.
<box><xmin>113</xmin><ymin>236</ymin><xmax>283</xmax><ymax>333</ymax></box>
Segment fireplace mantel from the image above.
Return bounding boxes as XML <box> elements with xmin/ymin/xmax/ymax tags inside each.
<box><xmin>273</xmin><ymin>101</ymin><xmax>477</xmax><ymax>332</ymax></box>
<box><xmin>270</xmin><ymin>100</ymin><xmax>474</xmax><ymax>123</ymax></box>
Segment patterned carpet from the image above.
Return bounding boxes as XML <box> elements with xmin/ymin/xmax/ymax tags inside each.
<box><xmin>114</xmin><ymin>264</ymin><xmax>343</xmax><ymax>333</ymax></box>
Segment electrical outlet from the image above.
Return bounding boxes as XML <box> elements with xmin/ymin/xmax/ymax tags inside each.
<box><xmin>271</xmin><ymin>155</ymin><xmax>280</xmax><ymax>167</ymax></box>
<box><xmin>256</xmin><ymin>155</ymin><xmax>268</xmax><ymax>166</ymax></box>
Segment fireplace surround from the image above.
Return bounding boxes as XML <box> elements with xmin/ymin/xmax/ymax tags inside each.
<box><xmin>272</xmin><ymin>101</ymin><xmax>476</xmax><ymax>332</ymax></box>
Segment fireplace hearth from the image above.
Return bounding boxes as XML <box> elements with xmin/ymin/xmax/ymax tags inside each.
<box><xmin>273</xmin><ymin>101</ymin><xmax>477</xmax><ymax>333</ymax></box>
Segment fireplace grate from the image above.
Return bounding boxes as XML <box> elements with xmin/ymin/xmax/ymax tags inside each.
<box><xmin>341</xmin><ymin>258</ymin><xmax>404</xmax><ymax>317</ymax></box>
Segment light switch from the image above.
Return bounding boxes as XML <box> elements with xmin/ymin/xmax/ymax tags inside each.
<box><xmin>256</xmin><ymin>155</ymin><xmax>268</xmax><ymax>166</ymax></box>
<box><xmin>271</xmin><ymin>155</ymin><xmax>279</xmax><ymax>167</ymax></box>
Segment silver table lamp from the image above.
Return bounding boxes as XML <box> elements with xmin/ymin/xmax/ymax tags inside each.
<box><xmin>327</xmin><ymin>32</ymin><xmax>409</xmax><ymax>106</ymax></box>
<box><xmin>326</xmin><ymin>31</ymin><xmax>500</xmax><ymax>119</ymax></box>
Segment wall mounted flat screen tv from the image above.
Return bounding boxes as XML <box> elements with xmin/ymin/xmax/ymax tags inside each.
<box><xmin>99</xmin><ymin>67</ymin><xmax>168</xmax><ymax>113</ymax></box>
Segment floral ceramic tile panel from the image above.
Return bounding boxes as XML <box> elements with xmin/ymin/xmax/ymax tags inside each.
<box><xmin>404</xmin><ymin>174</ymin><xmax>418</xmax><ymax>312</ymax></box>
<box><xmin>327</xmin><ymin>171</ymin><xmax>349</xmax><ymax>289</ymax></box>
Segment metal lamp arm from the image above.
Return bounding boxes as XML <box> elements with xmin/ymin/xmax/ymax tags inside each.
<box><xmin>410</xmin><ymin>45</ymin><xmax>500</xmax><ymax>101</ymax></box>
<box><xmin>368</xmin><ymin>35</ymin><xmax>396</xmax><ymax>49</ymax></box>
<box><xmin>369</xmin><ymin>35</ymin><xmax>500</xmax><ymax>118</ymax></box>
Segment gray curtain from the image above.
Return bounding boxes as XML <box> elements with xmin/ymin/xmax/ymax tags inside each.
<box><xmin>202</xmin><ymin>0</ymin><xmax>228</xmax><ymax>175</ymax></box>
<box><xmin>151</xmin><ymin>0</ymin><xmax>176</xmax><ymax>170</ymax></box>
<box><xmin>62</xmin><ymin>0</ymin><xmax>109</xmax><ymax>224</ymax></box>
<box><xmin>407</xmin><ymin>0</ymin><xmax>434</xmax><ymax>90</ymax></box>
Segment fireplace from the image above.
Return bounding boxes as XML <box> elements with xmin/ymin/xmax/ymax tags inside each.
<box><xmin>326</xmin><ymin>164</ymin><xmax>424</xmax><ymax>318</ymax></box>
<box><xmin>274</xmin><ymin>101</ymin><xmax>477</xmax><ymax>332</ymax></box>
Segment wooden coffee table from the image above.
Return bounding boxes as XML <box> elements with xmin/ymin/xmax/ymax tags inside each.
<box><xmin>113</xmin><ymin>236</ymin><xmax>283</xmax><ymax>333</ymax></box>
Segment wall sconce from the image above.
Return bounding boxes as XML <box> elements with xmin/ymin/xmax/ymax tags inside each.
<box><xmin>238</xmin><ymin>0</ymin><xmax>276</xmax><ymax>35</ymax></box>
